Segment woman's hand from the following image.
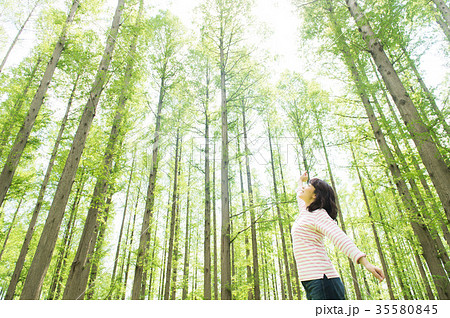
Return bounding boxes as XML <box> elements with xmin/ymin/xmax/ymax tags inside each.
<box><xmin>358</xmin><ymin>256</ymin><xmax>385</xmax><ymax>282</ymax></box>
<box><xmin>299</xmin><ymin>172</ymin><xmax>308</xmax><ymax>185</ymax></box>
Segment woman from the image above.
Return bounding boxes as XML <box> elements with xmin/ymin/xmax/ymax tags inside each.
<box><xmin>291</xmin><ymin>172</ymin><xmax>385</xmax><ymax>300</ymax></box>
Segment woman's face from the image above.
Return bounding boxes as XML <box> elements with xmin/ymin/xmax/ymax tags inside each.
<box><xmin>299</xmin><ymin>182</ymin><xmax>316</xmax><ymax>205</ymax></box>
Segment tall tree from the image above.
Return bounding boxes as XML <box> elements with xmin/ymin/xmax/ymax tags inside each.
<box><xmin>0</xmin><ymin>0</ymin><xmax>79</xmax><ymax>208</ymax></box>
<box><xmin>108</xmin><ymin>152</ymin><xmax>136</xmax><ymax>299</ymax></box>
<box><xmin>241</xmin><ymin>99</ymin><xmax>261</xmax><ymax>299</ymax></box>
<box><xmin>5</xmin><ymin>73</ymin><xmax>79</xmax><ymax>300</ymax></box>
<box><xmin>267</xmin><ymin>123</ymin><xmax>292</xmax><ymax>300</ymax></box>
<box><xmin>131</xmin><ymin>11</ymin><xmax>185</xmax><ymax>299</ymax></box>
<box><xmin>203</xmin><ymin>59</ymin><xmax>212</xmax><ymax>300</ymax></box>
<box><xmin>163</xmin><ymin>128</ymin><xmax>181</xmax><ymax>300</ymax></box>
<box><xmin>199</xmin><ymin>0</ymin><xmax>254</xmax><ymax>299</ymax></box>
<box><xmin>20</xmin><ymin>0</ymin><xmax>124</xmax><ymax>299</ymax></box>
<box><xmin>63</xmin><ymin>0</ymin><xmax>142</xmax><ymax>299</ymax></box>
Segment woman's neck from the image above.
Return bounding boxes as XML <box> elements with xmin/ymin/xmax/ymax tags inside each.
<box><xmin>299</xmin><ymin>194</ymin><xmax>314</xmax><ymax>206</ymax></box>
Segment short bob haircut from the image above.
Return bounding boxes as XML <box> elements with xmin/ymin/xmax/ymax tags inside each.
<box><xmin>306</xmin><ymin>178</ymin><xmax>339</xmax><ymax>220</ymax></box>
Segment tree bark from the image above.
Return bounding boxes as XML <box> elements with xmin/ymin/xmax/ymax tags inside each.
<box><xmin>164</xmin><ymin>129</ymin><xmax>181</xmax><ymax>300</ymax></box>
<box><xmin>237</xmin><ymin>136</ymin><xmax>253</xmax><ymax>300</ymax></box>
<box><xmin>121</xmin><ymin>187</ymin><xmax>140</xmax><ymax>300</ymax></box>
<box><xmin>46</xmin><ymin>170</ymin><xmax>85</xmax><ymax>300</ymax></box>
<box><xmin>182</xmin><ymin>148</ymin><xmax>193</xmax><ymax>300</ymax></box>
<box><xmin>351</xmin><ymin>145</ymin><xmax>395</xmax><ymax>300</ymax></box>
<box><xmin>212</xmin><ymin>141</ymin><xmax>219</xmax><ymax>300</ymax></box>
<box><xmin>170</xmin><ymin>190</ymin><xmax>182</xmax><ymax>300</ymax></box>
<box><xmin>0</xmin><ymin>198</ymin><xmax>22</xmax><ymax>261</ymax></box>
<box><xmin>85</xmin><ymin>191</ymin><xmax>113</xmax><ymax>299</ymax></box>
<box><xmin>108</xmin><ymin>154</ymin><xmax>135</xmax><ymax>299</ymax></box>
<box><xmin>132</xmin><ymin>77</ymin><xmax>166</xmax><ymax>300</ymax></box>
<box><xmin>267</xmin><ymin>124</ymin><xmax>292</xmax><ymax>299</ymax></box>
<box><xmin>63</xmin><ymin>0</ymin><xmax>138</xmax><ymax>298</ymax></box>
<box><xmin>431</xmin><ymin>0</ymin><xmax>450</xmax><ymax>29</ymax></box>
<box><xmin>241</xmin><ymin>100</ymin><xmax>261</xmax><ymax>299</ymax></box>
<box><xmin>204</xmin><ymin>71</ymin><xmax>212</xmax><ymax>299</ymax></box>
<box><xmin>0</xmin><ymin>0</ymin><xmax>79</xmax><ymax>208</ymax></box>
<box><xmin>0</xmin><ymin>56</ymin><xmax>42</xmax><ymax>159</ymax></box>
<box><xmin>4</xmin><ymin>74</ymin><xmax>78</xmax><ymax>300</ymax></box>
<box><xmin>431</xmin><ymin>3</ymin><xmax>450</xmax><ymax>41</ymax></box>
<box><xmin>20</xmin><ymin>0</ymin><xmax>124</xmax><ymax>300</ymax></box>
<box><xmin>220</xmin><ymin>30</ymin><xmax>232</xmax><ymax>300</ymax></box>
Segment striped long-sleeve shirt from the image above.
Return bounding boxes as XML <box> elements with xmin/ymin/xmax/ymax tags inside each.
<box><xmin>291</xmin><ymin>189</ymin><xmax>366</xmax><ymax>281</ymax></box>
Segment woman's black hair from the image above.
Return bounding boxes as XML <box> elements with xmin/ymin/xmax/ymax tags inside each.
<box><xmin>306</xmin><ymin>178</ymin><xmax>339</xmax><ymax>220</ymax></box>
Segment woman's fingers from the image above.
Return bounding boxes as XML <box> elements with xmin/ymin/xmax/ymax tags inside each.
<box><xmin>299</xmin><ymin>171</ymin><xmax>308</xmax><ymax>182</ymax></box>
<box><xmin>372</xmin><ymin>266</ymin><xmax>385</xmax><ymax>282</ymax></box>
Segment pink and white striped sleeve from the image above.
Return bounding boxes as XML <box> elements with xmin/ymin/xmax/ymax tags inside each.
<box><xmin>295</xmin><ymin>188</ymin><xmax>307</xmax><ymax>214</ymax></box>
<box><xmin>314</xmin><ymin>209</ymin><xmax>366</xmax><ymax>264</ymax></box>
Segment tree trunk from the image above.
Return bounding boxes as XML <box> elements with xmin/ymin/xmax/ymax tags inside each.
<box><xmin>170</xmin><ymin>195</ymin><xmax>182</xmax><ymax>300</ymax></box>
<box><xmin>46</xmin><ymin>171</ymin><xmax>85</xmax><ymax>300</ymax></box>
<box><xmin>346</xmin><ymin>0</ymin><xmax>450</xmax><ymax>225</ymax></box>
<box><xmin>377</xmin><ymin>197</ymin><xmax>412</xmax><ymax>299</ymax></box>
<box><xmin>351</xmin><ymin>145</ymin><xmax>395</xmax><ymax>300</ymax></box>
<box><xmin>273</xmin><ymin>224</ymin><xmax>286</xmax><ymax>300</ymax></box>
<box><xmin>431</xmin><ymin>0</ymin><xmax>450</xmax><ymax>29</ymax></box>
<box><xmin>220</xmin><ymin>33</ymin><xmax>232</xmax><ymax>300</ymax></box>
<box><xmin>164</xmin><ymin>129</ymin><xmax>181</xmax><ymax>300</ymax></box>
<box><xmin>0</xmin><ymin>0</ymin><xmax>39</xmax><ymax>73</ymax></box>
<box><xmin>267</xmin><ymin>124</ymin><xmax>292</xmax><ymax>299</ymax></box>
<box><xmin>147</xmin><ymin>218</ymin><xmax>159</xmax><ymax>299</ymax></box>
<box><xmin>414</xmin><ymin>251</ymin><xmax>436</xmax><ymax>299</ymax></box>
<box><xmin>204</xmin><ymin>80</ymin><xmax>212</xmax><ymax>299</ymax></box>
<box><xmin>121</xmin><ymin>187</ymin><xmax>140</xmax><ymax>300</ymax></box>
<box><xmin>132</xmin><ymin>77</ymin><xmax>166</xmax><ymax>300</ymax></box>
<box><xmin>108</xmin><ymin>154</ymin><xmax>135</xmax><ymax>299</ymax></box>
<box><xmin>431</xmin><ymin>3</ymin><xmax>450</xmax><ymax>41</ymax></box>
<box><xmin>158</xmin><ymin>185</ymin><xmax>173</xmax><ymax>299</ymax></box>
<box><xmin>212</xmin><ymin>141</ymin><xmax>218</xmax><ymax>300</ymax></box>
<box><xmin>0</xmin><ymin>56</ymin><xmax>42</xmax><ymax>159</ymax></box>
<box><xmin>64</xmin><ymin>0</ymin><xmax>141</xmax><ymax>298</ymax></box>
<box><xmin>237</xmin><ymin>136</ymin><xmax>253</xmax><ymax>300</ymax></box>
<box><xmin>289</xmin><ymin>108</ymin><xmax>311</xmax><ymax>174</ymax></box>
<box><xmin>0</xmin><ymin>198</ymin><xmax>22</xmax><ymax>261</ymax></box>
<box><xmin>85</xmin><ymin>192</ymin><xmax>113</xmax><ymax>299</ymax></box>
<box><xmin>182</xmin><ymin>148</ymin><xmax>192</xmax><ymax>300</ymax></box>
<box><xmin>4</xmin><ymin>74</ymin><xmax>78</xmax><ymax>300</ymax></box>
<box><xmin>0</xmin><ymin>0</ymin><xmax>79</xmax><ymax>208</ymax></box>
<box><xmin>171</xmin><ymin>139</ymin><xmax>183</xmax><ymax>300</ymax></box>
<box><xmin>275</xmin><ymin>144</ymin><xmax>302</xmax><ymax>299</ymax></box>
<box><xmin>20</xmin><ymin>0</ymin><xmax>124</xmax><ymax>300</ymax></box>
<box><xmin>241</xmin><ymin>100</ymin><xmax>261</xmax><ymax>299</ymax></box>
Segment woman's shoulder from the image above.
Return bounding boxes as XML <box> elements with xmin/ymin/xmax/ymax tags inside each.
<box><xmin>312</xmin><ymin>208</ymin><xmax>335</xmax><ymax>222</ymax></box>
